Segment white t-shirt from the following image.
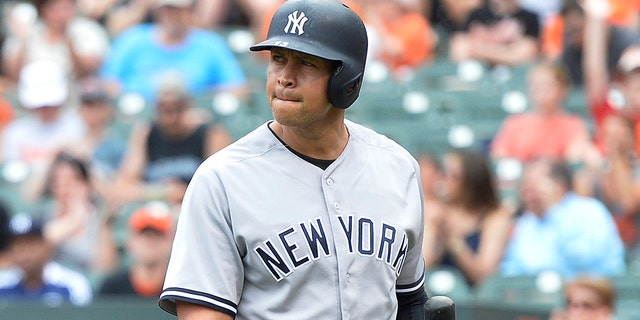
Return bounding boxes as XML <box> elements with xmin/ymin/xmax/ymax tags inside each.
<box><xmin>2</xmin><ymin>16</ymin><xmax>110</xmax><ymax>76</ymax></box>
<box><xmin>1</xmin><ymin>110</ymin><xmax>86</xmax><ymax>173</ymax></box>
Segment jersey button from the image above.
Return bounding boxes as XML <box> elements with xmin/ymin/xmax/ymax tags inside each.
<box><xmin>326</xmin><ymin>178</ymin><xmax>334</xmax><ymax>186</ymax></box>
<box><xmin>333</xmin><ymin>202</ymin><xmax>340</xmax><ymax>210</ymax></box>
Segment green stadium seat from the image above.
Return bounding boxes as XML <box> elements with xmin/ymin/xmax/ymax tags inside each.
<box><xmin>474</xmin><ymin>272</ymin><xmax>564</xmax><ymax>310</ymax></box>
<box><xmin>424</xmin><ymin>265</ymin><xmax>473</xmax><ymax>304</ymax></box>
<box><xmin>610</xmin><ymin>273</ymin><xmax>640</xmax><ymax>307</ymax></box>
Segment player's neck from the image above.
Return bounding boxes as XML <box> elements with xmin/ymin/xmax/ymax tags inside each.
<box><xmin>269</xmin><ymin>121</ymin><xmax>349</xmax><ymax>160</ymax></box>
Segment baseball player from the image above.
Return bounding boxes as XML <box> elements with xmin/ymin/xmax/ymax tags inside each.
<box><xmin>159</xmin><ymin>0</ymin><xmax>428</xmax><ymax>319</ymax></box>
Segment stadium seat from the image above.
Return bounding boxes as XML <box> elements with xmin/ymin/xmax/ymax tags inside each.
<box><xmin>474</xmin><ymin>271</ymin><xmax>564</xmax><ymax>310</ymax></box>
<box><xmin>424</xmin><ymin>265</ymin><xmax>473</xmax><ymax>304</ymax></box>
<box><xmin>610</xmin><ymin>273</ymin><xmax>640</xmax><ymax>314</ymax></box>
<box><xmin>0</xmin><ymin>160</ymin><xmax>32</xmax><ymax>213</ymax></box>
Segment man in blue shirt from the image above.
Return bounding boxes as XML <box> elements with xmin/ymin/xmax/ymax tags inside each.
<box><xmin>100</xmin><ymin>0</ymin><xmax>246</xmax><ymax>101</ymax></box>
<box><xmin>500</xmin><ymin>158</ymin><xmax>626</xmax><ymax>278</ymax></box>
<box><xmin>0</xmin><ymin>214</ymin><xmax>92</xmax><ymax>306</ymax></box>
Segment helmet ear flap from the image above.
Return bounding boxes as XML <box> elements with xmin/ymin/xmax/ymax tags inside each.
<box><xmin>328</xmin><ymin>64</ymin><xmax>364</xmax><ymax>109</ymax></box>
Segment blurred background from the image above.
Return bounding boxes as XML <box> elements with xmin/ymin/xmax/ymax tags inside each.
<box><xmin>0</xmin><ymin>0</ymin><xmax>640</xmax><ymax>319</ymax></box>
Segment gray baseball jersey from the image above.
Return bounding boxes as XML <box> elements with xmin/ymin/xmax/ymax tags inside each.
<box><xmin>159</xmin><ymin>120</ymin><xmax>425</xmax><ymax>319</ymax></box>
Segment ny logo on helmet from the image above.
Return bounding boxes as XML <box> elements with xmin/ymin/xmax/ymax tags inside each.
<box><xmin>284</xmin><ymin>10</ymin><xmax>308</xmax><ymax>35</ymax></box>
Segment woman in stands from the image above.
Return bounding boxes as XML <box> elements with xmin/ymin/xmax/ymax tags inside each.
<box><xmin>422</xmin><ymin>149</ymin><xmax>514</xmax><ymax>286</ymax></box>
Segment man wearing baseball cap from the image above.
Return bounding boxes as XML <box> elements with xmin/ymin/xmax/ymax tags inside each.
<box><xmin>99</xmin><ymin>201</ymin><xmax>175</xmax><ymax>297</ymax></box>
<box><xmin>100</xmin><ymin>0</ymin><xmax>246</xmax><ymax>101</ymax></box>
<box><xmin>0</xmin><ymin>213</ymin><xmax>93</xmax><ymax>306</ymax></box>
<box><xmin>1</xmin><ymin>60</ymin><xmax>85</xmax><ymax>172</ymax></box>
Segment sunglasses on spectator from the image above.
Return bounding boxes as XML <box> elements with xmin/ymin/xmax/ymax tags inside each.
<box><xmin>566</xmin><ymin>299</ymin><xmax>602</xmax><ymax>310</ymax></box>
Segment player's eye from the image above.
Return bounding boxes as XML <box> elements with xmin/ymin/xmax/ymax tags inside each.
<box><xmin>301</xmin><ymin>60</ymin><xmax>316</xmax><ymax>68</ymax></box>
<box><xmin>271</xmin><ymin>54</ymin><xmax>285</xmax><ymax>63</ymax></box>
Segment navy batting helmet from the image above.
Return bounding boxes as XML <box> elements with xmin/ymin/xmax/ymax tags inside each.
<box><xmin>250</xmin><ymin>0</ymin><xmax>368</xmax><ymax>109</ymax></box>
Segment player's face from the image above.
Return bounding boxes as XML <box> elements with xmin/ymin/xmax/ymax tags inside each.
<box><xmin>266</xmin><ymin>48</ymin><xmax>336</xmax><ymax>128</ymax></box>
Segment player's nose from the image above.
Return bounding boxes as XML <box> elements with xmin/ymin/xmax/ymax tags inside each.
<box><xmin>277</xmin><ymin>62</ymin><xmax>297</xmax><ymax>88</ymax></box>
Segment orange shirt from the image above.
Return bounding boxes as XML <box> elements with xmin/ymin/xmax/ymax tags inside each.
<box><xmin>608</xmin><ymin>0</ymin><xmax>640</xmax><ymax>26</ymax></box>
<box><xmin>542</xmin><ymin>0</ymin><xmax>640</xmax><ymax>59</ymax></box>
<box><xmin>0</xmin><ymin>96</ymin><xmax>15</xmax><ymax>128</ymax></box>
<box><xmin>380</xmin><ymin>12</ymin><xmax>435</xmax><ymax>70</ymax></box>
<box><xmin>541</xmin><ymin>14</ymin><xmax>564</xmax><ymax>60</ymax></box>
<box><xmin>490</xmin><ymin>112</ymin><xmax>591</xmax><ymax>162</ymax></box>
<box><xmin>590</xmin><ymin>98</ymin><xmax>640</xmax><ymax>155</ymax></box>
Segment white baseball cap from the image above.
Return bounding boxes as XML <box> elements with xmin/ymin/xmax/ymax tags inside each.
<box><xmin>618</xmin><ymin>45</ymin><xmax>640</xmax><ymax>75</ymax></box>
<box><xmin>18</xmin><ymin>60</ymin><xmax>68</xmax><ymax>109</ymax></box>
<box><xmin>156</xmin><ymin>0</ymin><xmax>194</xmax><ymax>7</ymax></box>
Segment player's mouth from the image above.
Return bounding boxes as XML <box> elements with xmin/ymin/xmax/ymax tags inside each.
<box><xmin>273</xmin><ymin>93</ymin><xmax>301</xmax><ymax>103</ymax></box>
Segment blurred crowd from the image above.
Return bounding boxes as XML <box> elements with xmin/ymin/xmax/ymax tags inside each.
<box><xmin>0</xmin><ymin>0</ymin><xmax>638</xmax><ymax>318</ymax></box>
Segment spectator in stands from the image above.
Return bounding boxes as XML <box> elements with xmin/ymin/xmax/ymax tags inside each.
<box><xmin>99</xmin><ymin>201</ymin><xmax>175</xmax><ymax>297</ymax></box>
<box><xmin>581</xmin><ymin>1</ymin><xmax>640</xmax><ymax>250</ymax></box>
<box><xmin>448</xmin><ymin>0</ymin><xmax>540</xmax><ymax>66</ymax></box>
<box><xmin>105</xmin><ymin>0</ymin><xmax>266</xmax><ymax>37</ymax></box>
<box><xmin>0</xmin><ymin>97</ymin><xmax>15</xmax><ymax>135</ymax></box>
<box><xmin>518</xmin><ymin>0</ymin><xmax>562</xmax><ymax>25</ymax></box>
<box><xmin>25</xmin><ymin>152</ymin><xmax>119</xmax><ymax>276</ymax></box>
<box><xmin>104</xmin><ymin>0</ymin><xmax>157</xmax><ymax>37</ymax></box>
<box><xmin>418</xmin><ymin>153</ymin><xmax>446</xmax><ymax>217</ymax></box>
<box><xmin>417</xmin><ymin>153</ymin><xmax>447</xmax><ymax>260</ymax></box>
<box><xmin>427</xmin><ymin>0</ymin><xmax>485</xmax><ymax>34</ymax></box>
<box><xmin>364</xmin><ymin>0</ymin><xmax>436</xmax><ymax>79</ymax></box>
<box><xmin>587</xmin><ymin>114</ymin><xmax>640</xmax><ymax>253</ymax></box>
<box><xmin>543</xmin><ymin>0</ymin><xmax>640</xmax><ymax>60</ymax></box>
<box><xmin>490</xmin><ymin>61</ymin><xmax>596</xmax><ymax>165</ymax></box>
<box><xmin>0</xmin><ymin>202</ymin><xmax>13</xmax><ymax>274</ymax></box>
<box><xmin>1</xmin><ymin>61</ymin><xmax>85</xmax><ymax>174</ymax></box>
<box><xmin>109</xmin><ymin>74</ymin><xmax>232</xmax><ymax>208</ymax></box>
<box><xmin>583</xmin><ymin>0</ymin><xmax>640</xmax><ymax>155</ymax></box>
<box><xmin>500</xmin><ymin>158</ymin><xmax>626</xmax><ymax>278</ymax></box>
<box><xmin>0</xmin><ymin>213</ymin><xmax>93</xmax><ymax>306</ymax></box>
<box><xmin>67</xmin><ymin>76</ymin><xmax>127</xmax><ymax>200</ymax></box>
<box><xmin>1</xmin><ymin>0</ymin><xmax>110</xmax><ymax>81</ymax></box>
<box><xmin>190</xmin><ymin>0</ymin><xmax>260</xmax><ymax>31</ymax></box>
<box><xmin>423</xmin><ymin>149</ymin><xmax>514</xmax><ymax>286</ymax></box>
<box><xmin>100</xmin><ymin>0</ymin><xmax>247</xmax><ymax>101</ymax></box>
<box><xmin>549</xmin><ymin>276</ymin><xmax>617</xmax><ymax>320</ymax></box>
<box><xmin>556</xmin><ymin>0</ymin><xmax>640</xmax><ymax>85</ymax></box>
<box><xmin>75</xmin><ymin>0</ymin><xmax>120</xmax><ymax>26</ymax></box>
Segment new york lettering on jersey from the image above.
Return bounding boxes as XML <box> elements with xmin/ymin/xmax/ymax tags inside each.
<box><xmin>254</xmin><ymin>214</ymin><xmax>408</xmax><ymax>281</ymax></box>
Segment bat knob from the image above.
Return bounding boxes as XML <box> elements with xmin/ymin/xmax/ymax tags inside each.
<box><xmin>424</xmin><ymin>295</ymin><xmax>456</xmax><ymax>320</ymax></box>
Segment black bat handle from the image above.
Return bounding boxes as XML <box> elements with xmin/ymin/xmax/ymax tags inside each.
<box><xmin>424</xmin><ymin>295</ymin><xmax>456</xmax><ymax>320</ymax></box>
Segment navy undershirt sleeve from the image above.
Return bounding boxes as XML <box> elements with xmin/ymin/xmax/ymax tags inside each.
<box><xmin>396</xmin><ymin>287</ymin><xmax>428</xmax><ymax>320</ymax></box>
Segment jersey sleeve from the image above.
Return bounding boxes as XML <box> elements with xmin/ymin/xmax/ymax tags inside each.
<box><xmin>396</xmin><ymin>157</ymin><xmax>426</xmax><ymax>295</ymax></box>
<box><xmin>159</xmin><ymin>163</ymin><xmax>243</xmax><ymax>317</ymax></box>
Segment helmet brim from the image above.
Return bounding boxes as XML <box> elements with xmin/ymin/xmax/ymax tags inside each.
<box><xmin>250</xmin><ymin>37</ymin><xmax>344</xmax><ymax>63</ymax></box>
